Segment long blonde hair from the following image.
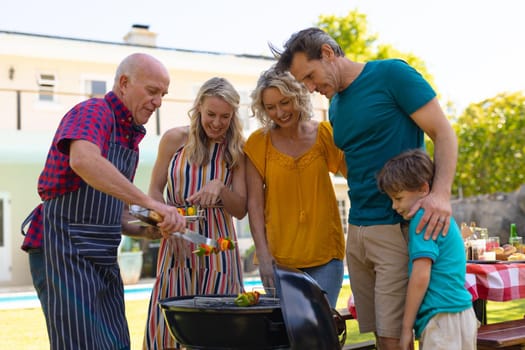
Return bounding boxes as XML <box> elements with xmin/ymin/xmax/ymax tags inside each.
<box><xmin>185</xmin><ymin>77</ymin><xmax>244</xmax><ymax>168</ymax></box>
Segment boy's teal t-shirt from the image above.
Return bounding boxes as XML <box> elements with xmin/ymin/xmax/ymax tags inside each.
<box><xmin>408</xmin><ymin>209</ymin><xmax>473</xmax><ymax>338</ymax></box>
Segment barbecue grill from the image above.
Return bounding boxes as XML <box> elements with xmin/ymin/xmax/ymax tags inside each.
<box><xmin>159</xmin><ymin>263</ymin><xmax>347</xmax><ymax>349</ymax></box>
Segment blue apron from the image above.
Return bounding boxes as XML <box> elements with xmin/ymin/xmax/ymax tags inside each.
<box><xmin>42</xmin><ymin>112</ymin><xmax>138</xmax><ymax>350</ymax></box>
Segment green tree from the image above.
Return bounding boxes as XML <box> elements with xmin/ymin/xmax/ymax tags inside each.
<box><xmin>317</xmin><ymin>10</ymin><xmax>436</xmax><ymax>90</ymax></box>
<box><xmin>454</xmin><ymin>92</ymin><xmax>525</xmax><ymax>197</ymax></box>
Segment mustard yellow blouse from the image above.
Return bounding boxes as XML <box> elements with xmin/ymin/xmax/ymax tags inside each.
<box><xmin>244</xmin><ymin>121</ymin><xmax>346</xmax><ymax>268</ymax></box>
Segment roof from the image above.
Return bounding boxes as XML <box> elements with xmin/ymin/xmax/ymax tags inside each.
<box><xmin>0</xmin><ymin>30</ymin><xmax>274</xmax><ymax>61</ymax></box>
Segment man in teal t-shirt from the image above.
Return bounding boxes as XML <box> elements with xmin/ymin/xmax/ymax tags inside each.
<box><xmin>330</xmin><ymin>58</ymin><xmax>431</xmax><ymax>225</ymax></box>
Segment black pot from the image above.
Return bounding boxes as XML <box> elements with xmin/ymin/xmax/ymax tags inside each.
<box><xmin>159</xmin><ymin>263</ymin><xmax>346</xmax><ymax>350</ymax></box>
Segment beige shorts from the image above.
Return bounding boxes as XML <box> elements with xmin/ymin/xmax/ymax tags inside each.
<box><xmin>346</xmin><ymin>223</ymin><xmax>409</xmax><ymax>338</ymax></box>
<box><xmin>420</xmin><ymin>308</ymin><xmax>479</xmax><ymax>350</ymax></box>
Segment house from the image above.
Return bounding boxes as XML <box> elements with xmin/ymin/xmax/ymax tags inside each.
<box><xmin>0</xmin><ymin>25</ymin><xmax>349</xmax><ymax>287</ymax></box>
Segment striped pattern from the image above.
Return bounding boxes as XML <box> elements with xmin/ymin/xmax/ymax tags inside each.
<box><xmin>42</xmin><ymin>126</ymin><xmax>137</xmax><ymax>349</ymax></box>
<box><xmin>143</xmin><ymin>142</ymin><xmax>244</xmax><ymax>350</ymax></box>
<box><xmin>23</xmin><ymin>91</ymin><xmax>144</xmax><ymax>251</ymax></box>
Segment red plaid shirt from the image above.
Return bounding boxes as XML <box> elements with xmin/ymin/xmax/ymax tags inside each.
<box><xmin>21</xmin><ymin>92</ymin><xmax>145</xmax><ymax>250</ymax></box>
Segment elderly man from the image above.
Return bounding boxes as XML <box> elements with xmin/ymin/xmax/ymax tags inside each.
<box><xmin>21</xmin><ymin>53</ymin><xmax>186</xmax><ymax>350</ymax></box>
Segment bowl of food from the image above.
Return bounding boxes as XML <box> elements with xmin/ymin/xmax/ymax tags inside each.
<box><xmin>495</xmin><ymin>244</ymin><xmax>518</xmax><ymax>261</ymax></box>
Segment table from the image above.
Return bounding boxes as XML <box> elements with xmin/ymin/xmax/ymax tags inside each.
<box><xmin>465</xmin><ymin>262</ymin><xmax>525</xmax><ymax>324</ymax></box>
<box><xmin>346</xmin><ymin>262</ymin><xmax>525</xmax><ymax>323</ymax></box>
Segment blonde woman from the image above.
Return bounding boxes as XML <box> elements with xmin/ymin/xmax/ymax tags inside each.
<box><xmin>143</xmin><ymin>77</ymin><xmax>247</xmax><ymax>349</ymax></box>
<box><xmin>245</xmin><ymin>67</ymin><xmax>347</xmax><ymax>307</ymax></box>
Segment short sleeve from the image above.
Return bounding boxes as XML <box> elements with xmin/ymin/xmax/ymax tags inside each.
<box><xmin>318</xmin><ymin>121</ymin><xmax>346</xmax><ymax>176</ymax></box>
<box><xmin>56</xmin><ymin>100</ymin><xmax>112</xmax><ymax>155</ymax></box>
<box><xmin>386</xmin><ymin>59</ymin><xmax>436</xmax><ymax>115</ymax></box>
<box><xmin>244</xmin><ymin>128</ymin><xmax>268</xmax><ymax>179</ymax></box>
<box><xmin>409</xmin><ymin>209</ymin><xmax>439</xmax><ymax>262</ymax></box>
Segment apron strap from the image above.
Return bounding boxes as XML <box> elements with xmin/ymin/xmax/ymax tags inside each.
<box><xmin>21</xmin><ymin>204</ymin><xmax>42</xmax><ymax>236</ymax></box>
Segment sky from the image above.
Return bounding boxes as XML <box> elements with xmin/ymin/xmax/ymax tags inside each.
<box><xmin>2</xmin><ymin>0</ymin><xmax>524</xmax><ymax>113</ymax></box>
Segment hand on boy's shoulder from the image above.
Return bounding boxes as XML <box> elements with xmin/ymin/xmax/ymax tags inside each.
<box><xmin>409</xmin><ymin>192</ymin><xmax>451</xmax><ymax>240</ymax></box>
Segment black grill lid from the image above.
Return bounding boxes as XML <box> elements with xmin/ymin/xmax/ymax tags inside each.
<box><xmin>273</xmin><ymin>263</ymin><xmax>341</xmax><ymax>349</ymax></box>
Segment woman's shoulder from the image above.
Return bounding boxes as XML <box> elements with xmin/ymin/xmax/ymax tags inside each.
<box><xmin>244</xmin><ymin>128</ymin><xmax>269</xmax><ymax>162</ymax></box>
<box><xmin>160</xmin><ymin>126</ymin><xmax>189</xmax><ymax>150</ymax></box>
<box><xmin>317</xmin><ymin>120</ymin><xmax>331</xmax><ymax>132</ymax></box>
<box><xmin>246</xmin><ymin>128</ymin><xmax>267</xmax><ymax>144</ymax></box>
<box><xmin>316</xmin><ymin>120</ymin><xmax>337</xmax><ymax>142</ymax></box>
<box><xmin>162</xmin><ymin>126</ymin><xmax>189</xmax><ymax>140</ymax></box>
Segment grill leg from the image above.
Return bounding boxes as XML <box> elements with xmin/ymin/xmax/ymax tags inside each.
<box><xmin>473</xmin><ymin>299</ymin><xmax>487</xmax><ymax>325</ymax></box>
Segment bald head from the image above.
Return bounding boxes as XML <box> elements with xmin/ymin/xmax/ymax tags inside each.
<box><xmin>112</xmin><ymin>53</ymin><xmax>170</xmax><ymax>125</ymax></box>
<box><xmin>113</xmin><ymin>53</ymin><xmax>169</xmax><ymax>89</ymax></box>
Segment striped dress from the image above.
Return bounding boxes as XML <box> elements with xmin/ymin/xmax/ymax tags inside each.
<box><xmin>143</xmin><ymin>142</ymin><xmax>244</xmax><ymax>350</ymax></box>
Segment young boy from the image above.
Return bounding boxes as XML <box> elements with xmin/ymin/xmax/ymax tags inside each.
<box><xmin>377</xmin><ymin>149</ymin><xmax>478</xmax><ymax>350</ymax></box>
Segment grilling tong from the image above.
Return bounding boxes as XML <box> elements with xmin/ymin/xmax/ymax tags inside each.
<box><xmin>128</xmin><ymin>204</ymin><xmax>217</xmax><ymax>248</ymax></box>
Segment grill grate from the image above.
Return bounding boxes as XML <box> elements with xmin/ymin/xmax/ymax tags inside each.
<box><xmin>162</xmin><ymin>295</ymin><xmax>281</xmax><ymax>311</ymax></box>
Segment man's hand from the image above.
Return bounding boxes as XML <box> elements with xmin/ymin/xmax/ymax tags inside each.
<box><xmin>121</xmin><ymin>205</ymin><xmax>162</xmax><ymax>239</ymax></box>
<box><xmin>151</xmin><ymin>203</ymin><xmax>186</xmax><ymax>234</ymax></box>
<box><xmin>407</xmin><ymin>192</ymin><xmax>451</xmax><ymax>240</ymax></box>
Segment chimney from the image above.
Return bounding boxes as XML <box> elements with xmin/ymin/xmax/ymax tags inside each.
<box><xmin>123</xmin><ymin>24</ymin><xmax>158</xmax><ymax>47</ymax></box>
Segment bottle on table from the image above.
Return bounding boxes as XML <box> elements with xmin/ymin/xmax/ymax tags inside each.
<box><xmin>509</xmin><ymin>223</ymin><xmax>523</xmax><ymax>250</ymax></box>
<box><xmin>510</xmin><ymin>223</ymin><xmax>518</xmax><ymax>240</ymax></box>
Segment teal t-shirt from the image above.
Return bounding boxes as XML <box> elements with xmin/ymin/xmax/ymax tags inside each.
<box><xmin>409</xmin><ymin>209</ymin><xmax>473</xmax><ymax>338</ymax></box>
<box><xmin>330</xmin><ymin>59</ymin><xmax>436</xmax><ymax>225</ymax></box>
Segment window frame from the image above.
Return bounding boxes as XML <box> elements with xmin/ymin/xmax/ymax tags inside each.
<box><xmin>37</xmin><ymin>73</ymin><xmax>56</xmax><ymax>102</ymax></box>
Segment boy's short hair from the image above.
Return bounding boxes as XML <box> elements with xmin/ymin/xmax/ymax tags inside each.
<box><xmin>377</xmin><ymin>149</ymin><xmax>434</xmax><ymax>195</ymax></box>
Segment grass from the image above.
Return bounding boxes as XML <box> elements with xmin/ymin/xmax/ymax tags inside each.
<box><xmin>1</xmin><ymin>285</ymin><xmax>524</xmax><ymax>349</ymax></box>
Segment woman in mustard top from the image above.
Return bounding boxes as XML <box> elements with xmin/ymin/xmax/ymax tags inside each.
<box><xmin>245</xmin><ymin>66</ymin><xmax>347</xmax><ymax>306</ymax></box>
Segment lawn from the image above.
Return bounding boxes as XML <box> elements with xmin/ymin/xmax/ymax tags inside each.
<box><xmin>1</xmin><ymin>285</ymin><xmax>524</xmax><ymax>349</ymax></box>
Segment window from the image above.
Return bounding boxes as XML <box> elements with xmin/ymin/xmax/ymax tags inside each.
<box><xmin>86</xmin><ymin>80</ymin><xmax>107</xmax><ymax>98</ymax></box>
<box><xmin>38</xmin><ymin>73</ymin><xmax>56</xmax><ymax>101</ymax></box>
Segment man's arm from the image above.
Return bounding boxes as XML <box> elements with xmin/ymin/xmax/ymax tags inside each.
<box><xmin>409</xmin><ymin>98</ymin><xmax>458</xmax><ymax>238</ymax></box>
<box><xmin>400</xmin><ymin>258</ymin><xmax>432</xmax><ymax>350</ymax></box>
<box><xmin>120</xmin><ymin>204</ymin><xmax>162</xmax><ymax>239</ymax></box>
<box><xmin>69</xmin><ymin>139</ymin><xmax>185</xmax><ymax>233</ymax></box>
